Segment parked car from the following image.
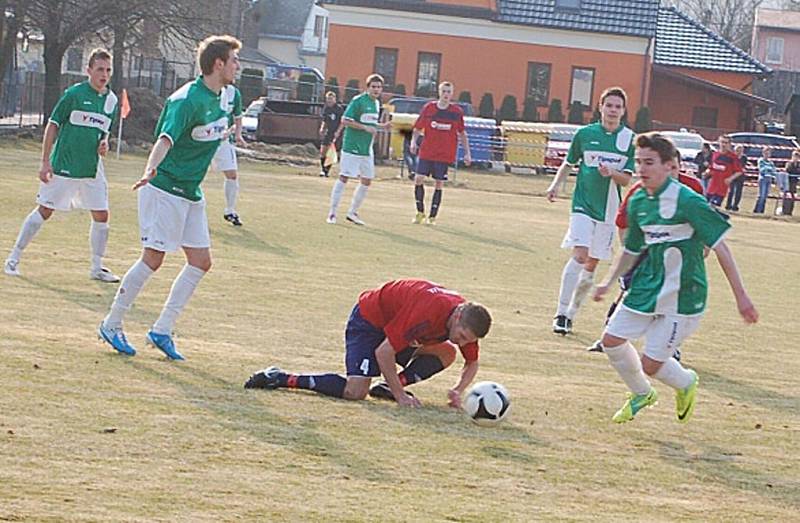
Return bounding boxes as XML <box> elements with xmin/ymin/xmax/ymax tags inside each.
<box><xmin>241</xmin><ymin>98</ymin><xmax>265</xmax><ymax>140</ymax></box>
<box><xmin>660</xmin><ymin>130</ymin><xmax>705</xmax><ymax>174</ymax></box>
<box><xmin>543</xmin><ymin>124</ymin><xmax>581</xmax><ymax>173</ymax></box>
<box><xmin>729</xmin><ymin>132</ymin><xmax>800</xmax><ymax>179</ymax></box>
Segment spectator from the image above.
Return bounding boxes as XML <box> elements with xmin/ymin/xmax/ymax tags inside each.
<box><xmin>783</xmin><ymin>149</ymin><xmax>800</xmax><ymax>216</ymax></box>
<box><xmin>694</xmin><ymin>143</ymin><xmax>713</xmax><ymax>193</ymax></box>
<box><xmin>753</xmin><ymin>147</ymin><xmax>778</xmax><ymax>214</ymax></box>
<box><xmin>725</xmin><ymin>144</ymin><xmax>747</xmax><ymax>211</ymax></box>
<box><xmin>706</xmin><ymin>135</ymin><xmax>742</xmax><ymax>207</ymax></box>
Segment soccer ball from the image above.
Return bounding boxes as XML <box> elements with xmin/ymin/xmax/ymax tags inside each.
<box><xmin>463</xmin><ymin>381</ymin><xmax>510</xmax><ymax>425</ymax></box>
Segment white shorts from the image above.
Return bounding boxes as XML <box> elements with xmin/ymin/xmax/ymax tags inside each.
<box><xmin>212</xmin><ymin>141</ymin><xmax>238</xmax><ymax>172</ymax></box>
<box><xmin>560</xmin><ymin>213</ymin><xmax>615</xmax><ymax>260</ymax></box>
<box><xmin>605</xmin><ymin>306</ymin><xmax>702</xmax><ymax>362</ymax></box>
<box><xmin>339</xmin><ymin>151</ymin><xmax>375</xmax><ymax>179</ymax></box>
<box><xmin>36</xmin><ymin>161</ymin><xmax>108</xmax><ymax>211</ymax></box>
<box><xmin>138</xmin><ymin>184</ymin><xmax>210</xmax><ymax>253</ymax></box>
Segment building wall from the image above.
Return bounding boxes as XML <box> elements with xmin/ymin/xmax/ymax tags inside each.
<box><xmin>667</xmin><ymin>67</ymin><xmax>756</xmax><ymax>92</ymax></box>
<box><xmin>752</xmin><ymin>27</ymin><xmax>800</xmax><ymax>72</ymax></box>
<box><xmin>326</xmin><ymin>7</ymin><xmax>649</xmax><ymax>118</ymax></box>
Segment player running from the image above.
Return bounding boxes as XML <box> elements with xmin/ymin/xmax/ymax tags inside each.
<box><xmin>592</xmin><ymin>132</ymin><xmax>758</xmax><ymax>424</ymax></box>
<box><xmin>546</xmin><ymin>87</ymin><xmax>634</xmax><ymax>335</ymax></box>
<box><xmin>326</xmin><ymin>73</ymin><xmax>391</xmax><ymax>226</ymax></box>
<box><xmin>211</xmin><ymin>83</ymin><xmax>246</xmax><ymax>226</ymax></box>
<box><xmin>244</xmin><ymin>279</ymin><xmax>492</xmax><ymax>409</ymax></box>
<box><xmin>98</xmin><ymin>35</ymin><xmax>241</xmax><ymax>360</ymax></box>
<box><xmin>409</xmin><ymin>81</ymin><xmax>471</xmax><ymax>225</ymax></box>
<box><xmin>4</xmin><ymin>49</ymin><xmax>119</xmax><ymax>282</ymax></box>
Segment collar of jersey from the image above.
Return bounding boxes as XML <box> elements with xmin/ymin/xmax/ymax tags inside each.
<box><xmin>195</xmin><ymin>76</ymin><xmax>220</xmax><ymax>98</ymax></box>
<box><xmin>648</xmin><ymin>176</ymin><xmax>674</xmax><ymax>199</ymax></box>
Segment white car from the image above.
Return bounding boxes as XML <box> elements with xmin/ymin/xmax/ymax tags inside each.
<box><xmin>241</xmin><ymin>98</ymin><xmax>265</xmax><ymax>140</ymax></box>
<box><xmin>660</xmin><ymin>130</ymin><xmax>705</xmax><ymax>174</ymax></box>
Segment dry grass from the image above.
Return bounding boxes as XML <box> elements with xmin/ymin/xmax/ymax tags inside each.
<box><xmin>0</xmin><ymin>140</ymin><xmax>798</xmax><ymax>522</ymax></box>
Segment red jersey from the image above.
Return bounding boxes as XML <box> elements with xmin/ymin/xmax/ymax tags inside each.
<box><xmin>357</xmin><ymin>279</ymin><xmax>479</xmax><ymax>362</ymax></box>
<box><xmin>414</xmin><ymin>101</ymin><xmax>465</xmax><ymax>164</ymax></box>
<box><xmin>707</xmin><ymin>151</ymin><xmax>742</xmax><ymax>198</ymax></box>
<box><xmin>615</xmin><ymin>174</ymin><xmax>704</xmax><ymax>229</ymax></box>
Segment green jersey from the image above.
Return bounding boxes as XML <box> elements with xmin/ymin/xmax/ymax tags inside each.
<box><xmin>342</xmin><ymin>92</ymin><xmax>380</xmax><ymax>156</ymax></box>
<box><xmin>623</xmin><ymin>177</ymin><xmax>730</xmax><ymax>316</ymax></box>
<box><xmin>222</xmin><ymin>85</ymin><xmax>242</xmax><ymax>144</ymax></box>
<box><xmin>565</xmin><ymin>122</ymin><xmax>636</xmax><ymax>223</ymax></box>
<box><xmin>48</xmin><ymin>81</ymin><xmax>118</xmax><ymax>179</ymax></box>
<box><xmin>151</xmin><ymin>77</ymin><xmax>228</xmax><ymax>201</ymax></box>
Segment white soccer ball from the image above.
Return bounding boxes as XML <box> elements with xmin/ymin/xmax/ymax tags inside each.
<box><xmin>463</xmin><ymin>381</ymin><xmax>511</xmax><ymax>425</ymax></box>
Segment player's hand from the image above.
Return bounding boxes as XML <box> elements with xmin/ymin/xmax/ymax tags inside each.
<box><xmin>378</xmin><ymin>121</ymin><xmax>392</xmax><ymax>129</ymax></box>
<box><xmin>598</xmin><ymin>164</ymin><xmax>612</xmax><ymax>177</ymax></box>
<box><xmin>724</xmin><ymin>177</ymin><xmax>732</xmax><ymax>186</ymax></box>
<box><xmin>409</xmin><ymin>142</ymin><xmax>418</xmax><ymax>155</ymax></box>
<box><xmin>365</xmin><ymin>126</ymin><xmax>377</xmax><ymax>136</ymax></box>
<box><xmin>97</xmin><ymin>140</ymin><xmax>109</xmax><ymax>156</ymax></box>
<box><xmin>38</xmin><ymin>162</ymin><xmax>53</xmax><ymax>183</ymax></box>
<box><xmin>447</xmin><ymin>388</ymin><xmax>462</xmax><ymax>409</ymax></box>
<box><xmin>592</xmin><ymin>282</ymin><xmax>611</xmax><ymax>302</ymax></box>
<box><xmin>546</xmin><ymin>185</ymin><xmax>558</xmax><ymax>202</ymax></box>
<box><xmin>737</xmin><ymin>294</ymin><xmax>759</xmax><ymax>324</ymax></box>
<box><xmin>396</xmin><ymin>392</ymin><xmax>421</xmax><ymax>408</ymax></box>
<box><xmin>132</xmin><ymin>167</ymin><xmax>156</xmax><ymax>190</ymax></box>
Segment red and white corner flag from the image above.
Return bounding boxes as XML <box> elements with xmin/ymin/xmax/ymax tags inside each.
<box><xmin>116</xmin><ymin>88</ymin><xmax>131</xmax><ymax>159</ymax></box>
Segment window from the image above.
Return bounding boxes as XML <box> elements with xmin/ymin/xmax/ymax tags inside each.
<box><xmin>373</xmin><ymin>47</ymin><xmax>398</xmax><ymax>89</ymax></box>
<box><xmin>766</xmin><ymin>37</ymin><xmax>784</xmax><ymax>64</ymax></box>
<box><xmin>555</xmin><ymin>0</ymin><xmax>581</xmax><ymax>9</ymax></box>
<box><xmin>526</xmin><ymin>62</ymin><xmax>551</xmax><ymax>107</ymax></box>
<box><xmin>314</xmin><ymin>15</ymin><xmax>326</xmax><ymax>38</ymax></box>
<box><xmin>691</xmin><ymin>107</ymin><xmax>718</xmax><ymax>128</ymax></box>
<box><xmin>569</xmin><ymin>67</ymin><xmax>594</xmax><ymax>108</ymax></box>
<box><xmin>66</xmin><ymin>48</ymin><xmax>83</xmax><ymax>72</ymax></box>
<box><xmin>415</xmin><ymin>52</ymin><xmax>441</xmax><ymax>97</ymax></box>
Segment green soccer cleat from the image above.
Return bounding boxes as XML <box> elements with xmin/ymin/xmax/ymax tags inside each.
<box><xmin>675</xmin><ymin>370</ymin><xmax>699</xmax><ymax>423</ymax></box>
<box><xmin>612</xmin><ymin>388</ymin><xmax>658</xmax><ymax>423</ymax></box>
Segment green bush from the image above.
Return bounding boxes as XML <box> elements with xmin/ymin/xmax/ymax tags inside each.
<box><xmin>522</xmin><ymin>97</ymin><xmax>539</xmax><ymax>122</ymax></box>
<box><xmin>344</xmin><ymin>79</ymin><xmax>360</xmax><ymax>103</ymax></box>
<box><xmin>567</xmin><ymin>101</ymin><xmax>584</xmax><ymax>124</ymax></box>
<box><xmin>478</xmin><ymin>93</ymin><xmax>495</xmax><ymax>119</ymax></box>
<box><xmin>634</xmin><ymin>106</ymin><xmax>652</xmax><ymax>133</ymax></box>
<box><xmin>458</xmin><ymin>91</ymin><xmax>472</xmax><ymax>104</ymax></box>
<box><xmin>547</xmin><ymin>99</ymin><xmax>564</xmax><ymax>123</ymax></box>
<box><xmin>498</xmin><ymin>95</ymin><xmax>518</xmax><ymax>122</ymax></box>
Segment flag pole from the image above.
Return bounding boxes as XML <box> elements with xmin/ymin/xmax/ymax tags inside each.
<box><xmin>116</xmin><ymin>116</ymin><xmax>124</xmax><ymax>160</ymax></box>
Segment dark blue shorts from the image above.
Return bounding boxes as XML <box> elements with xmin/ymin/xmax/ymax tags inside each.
<box><xmin>706</xmin><ymin>194</ymin><xmax>724</xmax><ymax>207</ymax></box>
<box><xmin>344</xmin><ymin>305</ymin><xmax>415</xmax><ymax>377</ymax></box>
<box><xmin>416</xmin><ymin>158</ymin><xmax>449</xmax><ymax>181</ymax></box>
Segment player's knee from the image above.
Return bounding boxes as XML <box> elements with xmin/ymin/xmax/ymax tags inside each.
<box><xmin>37</xmin><ymin>206</ymin><xmax>54</xmax><ymax>220</ymax></box>
<box><xmin>343</xmin><ymin>381</ymin><xmax>369</xmax><ymax>400</ymax></box>
<box><xmin>583</xmin><ymin>258</ymin><xmax>599</xmax><ymax>272</ymax></box>
<box><xmin>641</xmin><ymin>357</ymin><xmax>662</xmax><ymax>376</ymax></box>
<box><xmin>361</xmin><ymin>179</ymin><xmax>372</xmax><ymax>187</ymax></box>
<box><xmin>601</xmin><ymin>333</ymin><xmax>625</xmax><ymax>348</ymax></box>
<box><xmin>92</xmin><ymin>210</ymin><xmax>109</xmax><ymax>223</ymax></box>
<box><xmin>573</xmin><ymin>252</ymin><xmax>588</xmax><ymax>265</ymax></box>
<box><xmin>192</xmin><ymin>259</ymin><xmax>212</xmax><ymax>273</ymax></box>
<box><xmin>338</xmin><ymin>175</ymin><xmax>348</xmax><ymax>183</ymax></box>
<box><xmin>224</xmin><ymin>171</ymin><xmax>237</xmax><ymax>180</ymax></box>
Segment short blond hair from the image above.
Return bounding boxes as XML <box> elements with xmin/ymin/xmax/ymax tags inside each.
<box><xmin>88</xmin><ymin>48</ymin><xmax>112</xmax><ymax>68</ymax></box>
<box><xmin>197</xmin><ymin>35</ymin><xmax>242</xmax><ymax>76</ymax></box>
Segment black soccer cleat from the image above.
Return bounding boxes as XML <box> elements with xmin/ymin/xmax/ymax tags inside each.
<box><xmin>244</xmin><ymin>366</ymin><xmax>283</xmax><ymax>389</ymax></box>
<box><xmin>368</xmin><ymin>382</ymin><xmax>415</xmax><ymax>401</ymax></box>
<box><xmin>224</xmin><ymin>213</ymin><xmax>243</xmax><ymax>226</ymax></box>
<box><xmin>553</xmin><ymin>315</ymin><xmax>572</xmax><ymax>335</ymax></box>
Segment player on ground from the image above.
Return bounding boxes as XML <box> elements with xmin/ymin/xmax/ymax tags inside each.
<box><xmin>98</xmin><ymin>35</ymin><xmax>241</xmax><ymax>359</ymax></box>
<box><xmin>4</xmin><ymin>49</ymin><xmax>119</xmax><ymax>281</ymax></box>
<box><xmin>212</xmin><ymin>83</ymin><xmax>246</xmax><ymax>226</ymax></box>
<box><xmin>592</xmin><ymin>133</ymin><xmax>758</xmax><ymax>424</ymax></box>
<box><xmin>326</xmin><ymin>74</ymin><xmax>391</xmax><ymax>226</ymax></box>
<box><xmin>586</xmin><ymin>147</ymin><xmax>704</xmax><ymax>354</ymax></box>
<box><xmin>705</xmin><ymin>134</ymin><xmax>743</xmax><ymax>207</ymax></box>
<box><xmin>244</xmin><ymin>279</ymin><xmax>492</xmax><ymax>408</ymax></box>
<box><xmin>409</xmin><ymin>81</ymin><xmax>471</xmax><ymax>225</ymax></box>
<box><xmin>319</xmin><ymin>90</ymin><xmax>343</xmax><ymax>177</ymax></box>
<box><xmin>546</xmin><ymin>87</ymin><xmax>635</xmax><ymax>335</ymax></box>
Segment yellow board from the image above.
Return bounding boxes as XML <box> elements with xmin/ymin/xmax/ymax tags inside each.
<box><xmin>389</xmin><ymin>113</ymin><xmax>419</xmax><ymax>161</ymax></box>
<box><xmin>502</xmin><ymin>121</ymin><xmax>551</xmax><ymax>169</ymax></box>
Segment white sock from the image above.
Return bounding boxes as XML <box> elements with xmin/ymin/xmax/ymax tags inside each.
<box><xmin>348</xmin><ymin>184</ymin><xmax>369</xmax><ymax>215</ymax></box>
<box><xmin>224</xmin><ymin>178</ymin><xmax>239</xmax><ymax>215</ymax></box>
<box><xmin>605</xmin><ymin>342</ymin><xmax>651</xmax><ymax>395</ymax></box>
<box><xmin>9</xmin><ymin>209</ymin><xmax>45</xmax><ymax>262</ymax></box>
<box><xmin>329</xmin><ymin>179</ymin><xmax>346</xmax><ymax>216</ymax></box>
<box><xmin>654</xmin><ymin>358</ymin><xmax>694</xmax><ymax>390</ymax></box>
<box><xmin>151</xmin><ymin>264</ymin><xmax>206</xmax><ymax>335</ymax></box>
<box><xmin>104</xmin><ymin>259</ymin><xmax>154</xmax><ymax>329</ymax></box>
<box><xmin>556</xmin><ymin>257</ymin><xmax>583</xmax><ymax>317</ymax></box>
<box><xmin>90</xmin><ymin>221</ymin><xmax>109</xmax><ymax>272</ymax></box>
<box><xmin>567</xmin><ymin>268</ymin><xmax>595</xmax><ymax>319</ymax></box>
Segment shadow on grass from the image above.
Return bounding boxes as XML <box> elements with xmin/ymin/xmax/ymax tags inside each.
<box><xmin>126</xmin><ymin>360</ymin><xmax>389</xmax><ymax>483</ymax></box>
<box><xmin>432</xmin><ymin>225</ymin><xmax>536</xmax><ymax>254</ymax></box>
<box><xmin>658</xmin><ymin>440</ymin><xmax>800</xmax><ymax>510</ymax></box>
<box><xmin>354</xmin><ymin>226</ymin><xmax>462</xmax><ymax>256</ymax></box>
<box><xmin>213</xmin><ymin>226</ymin><xmax>294</xmax><ymax>258</ymax></box>
<box><xmin>694</xmin><ymin>366</ymin><xmax>800</xmax><ymax>416</ymax></box>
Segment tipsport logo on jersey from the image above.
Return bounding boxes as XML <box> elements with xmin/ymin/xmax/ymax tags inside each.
<box><xmin>191</xmin><ymin>116</ymin><xmax>229</xmax><ymax>142</ymax></box>
<box><xmin>582</xmin><ymin>151</ymin><xmax>628</xmax><ymax>171</ymax></box>
<box><xmin>430</xmin><ymin>121</ymin><xmax>453</xmax><ymax>131</ymax></box>
<box><xmin>70</xmin><ymin>110</ymin><xmax>112</xmax><ymax>133</ymax></box>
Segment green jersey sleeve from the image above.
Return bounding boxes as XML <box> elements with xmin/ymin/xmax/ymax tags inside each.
<box><xmin>233</xmin><ymin>89</ymin><xmax>242</xmax><ymax>117</ymax></box>
<box><xmin>565</xmin><ymin>128</ymin><xmax>583</xmax><ymax>165</ymax></box>
<box><xmin>343</xmin><ymin>98</ymin><xmax>360</xmax><ymax>121</ymax></box>
<box><xmin>158</xmin><ymin>97</ymin><xmax>196</xmax><ymax>145</ymax></box>
<box><xmin>684</xmin><ymin>190</ymin><xmax>731</xmax><ymax>248</ymax></box>
<box><xmin>49</xmin><ymin>89</ymin><xmax>73</xmax><ymax>127</ymax></box>
<box><xmin>623</xmin><ymin>136</ymin><xmax>635</xmax><ymax>173</ymax></box>
<box><xmin>624</xmin><ymin>199</ymin><xmax>645</xmax><ymax>254</ymax></box>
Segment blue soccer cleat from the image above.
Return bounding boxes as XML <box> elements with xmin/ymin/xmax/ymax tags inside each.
<box><xmin>98</xmin><ymin>321</ymin><xmax>136</xmax><ymax>356</ymax></box>
<box><xmin>146</xmin><ymin>330</ymin><xmax>185</xmax><ymax>361</ymax></box>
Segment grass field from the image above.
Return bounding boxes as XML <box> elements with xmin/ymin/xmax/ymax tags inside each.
<box><xmin>1</xmin><ymin>138</ymin><xmax>799</xmax><ymax>521</ymax></box>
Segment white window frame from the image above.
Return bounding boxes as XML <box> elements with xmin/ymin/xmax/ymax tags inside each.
<box><xmin>765</xmin><ymin>36</ymin><xmax>784</xmax><ymax>65</ymax></box>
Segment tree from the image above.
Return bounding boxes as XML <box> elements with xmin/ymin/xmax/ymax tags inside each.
<box><xmin>458</xmin><ymin>90</ymin><xmax>471</xmax><ymax>104</ymax></box>
<box><xmin>394</xmin><ymin>83</ymin><xmax>406</xmax><ymax>96</ymax></box>
<box><xmin>664</xmin><ymin>0</ymin><xmax>765</xmax><ymax>51</ymax></box>
<box><xmin>414</xmin><ymin>82</ymin><xmax>435</xmax><ymax>98</ymax></box>
<box><xmin>567</xmin><ymin>101</ymin><xmax>584</xmax><ymax>124</ymax></box>
<box><xmin>547</xmin><ymin>99</ymin><xmax>564</xmax><ymax>123</ymax></box>
<box><xmin>497</xmin><ymin>94</ymin><xmax>518</xmax><ymax>121</ymax></box>
<box><xmin>0</xmin><ymin>1</ymin><xmax>29</xmax><ymax>104</ymax></box>
<box><xmin>297</xmin><ymin>72</ymin><xmax>317</xmax><ymax>101</ymax></box>
<box><xmin>478</xmin><ymin>92</ymin><xmax>494</xmax><ymax>119</ymax></box>
<box><xmin>591</xmin><ymin>107</ymin><xmax>602</xmax><ymax>123</ymax></box>
<box><xmin>344</xmin><ymin>78</ymin><xmax>359</xmax><ymax>103</ymax></box>
<box><xmin>522</xmin><ymin>97</ymin><xmax>539</xmax><ymax>122</ymax></box>
<box><xmin>326</xmin><ymin>77</ymin><xmax>340</xmax><ymax>100</ymax></box>
<box><xmin>634</xmin><ymin>106</ymin><xmax>652</xmax><ymax>133</ymax></box>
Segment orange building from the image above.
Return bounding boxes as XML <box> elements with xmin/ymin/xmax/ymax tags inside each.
<box><xmin>322</xmin><ymin>0</ymin><xmax>771</xmax><ymax>136</ymax></box>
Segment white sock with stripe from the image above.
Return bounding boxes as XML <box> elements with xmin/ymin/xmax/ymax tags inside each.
<box><xmin>604</xmin><ymin>342</ymin><xmax>651</xmax><ymax>395</ymax></box>
<box><xmin>10</xmin><ymin>208</ymin><xmax>45</xmax><ymax>262</ymax></box>
<box><xmin>104</xmin><ymin>259</ymin><xmax>154</xmax><ymax>329</ymax></box>
<box><xmin>151</xmin><ymin>264</ymin><xmax>207</xmax><ymax>335</ymax></box>
<box><xmin>90</xmin><ymin>221</ymin><xmax>109</xmax><ymax>272</ymax></box>
<box><xmin>348</xmin><ymin>184</ymin><xmax>369</xmax><ymax>215</ymax></box>
<box><xmin>224</xmin><ymin>178</ymin><xmax>239</xmax><ymax>215</ymax></box>
<box><xmin>556</xmin><ymin>257</ymin><xmax>583</xmax><ymax>317</ymax></box>
<box><xmin>654</xmin><ymin>358</ymin><xmax>693</xmax><ymax>390</ymax></box>
<box><xmin>329</xmin><ymin>180</ymin><xmax>346</xmax><ymax>216</ymax></box>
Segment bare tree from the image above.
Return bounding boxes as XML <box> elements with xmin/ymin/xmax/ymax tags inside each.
<box><xmin>665</xmin><ymin>0</ymin><xmax>765</xmax><ymax>51</ymax></box>
<box><xmin>0</xmin><ymin>0</ymin><xmax>28</xmax><ymax>103</ymax></box>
